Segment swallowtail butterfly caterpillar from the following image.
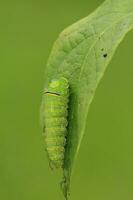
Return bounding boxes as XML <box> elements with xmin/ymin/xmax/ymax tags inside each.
<box><xmin>42</xmin><ymin>77</ymin><xmax>69</xmax><ymax>168</ymax></box>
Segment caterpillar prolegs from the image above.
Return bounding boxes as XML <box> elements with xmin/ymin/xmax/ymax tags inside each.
<box><xmin>42</xmin><ymin>77</ymin><xmax>69</xmax><ymax>168</ymax></box>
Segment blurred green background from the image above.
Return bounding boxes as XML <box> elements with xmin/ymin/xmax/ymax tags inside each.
<box><xmin>0</xmin><ymin>0</ymin><xmax>133</xmax><ymax>200</ymax></box>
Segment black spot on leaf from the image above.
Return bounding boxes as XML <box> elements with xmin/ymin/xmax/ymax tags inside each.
<box><xmin>103</xmin><ymin>53</ymin><xmax>107</xmax><ymax>58</ymax></box>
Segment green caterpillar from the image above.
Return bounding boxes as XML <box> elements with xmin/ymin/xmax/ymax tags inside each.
<box><xmin>42</xmin><ymin>77</ymin><xmax>69</xmax><ymax>168</ymax></box>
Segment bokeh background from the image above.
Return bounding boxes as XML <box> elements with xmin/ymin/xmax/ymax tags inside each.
<box><xmin>0</xmin><ymin>0</ymin><xmax>133</xmax><ymax>200</ymax></box>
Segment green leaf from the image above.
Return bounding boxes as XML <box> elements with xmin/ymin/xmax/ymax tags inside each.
<box><xmin>41</xmin><ymin>0</ymin><xmax>133</xmax><ymax>198</ymax></box>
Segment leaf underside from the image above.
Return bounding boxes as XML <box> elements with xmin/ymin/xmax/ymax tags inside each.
<box><xmin>41</xmin><ymin>0</ymin><xmax>133</xmax><ymax>198</ymax></box>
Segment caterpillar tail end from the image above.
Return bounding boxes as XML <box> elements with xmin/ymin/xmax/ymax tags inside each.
<box><xmin>49</xmin><ymin>160</ymin><xmax>63</xmax><ymax>170</ymax></box>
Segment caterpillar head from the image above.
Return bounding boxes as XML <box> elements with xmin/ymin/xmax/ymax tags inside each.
<box><xmin>47</xmin><ymin>77</ymin><xmax>69</xmax><ymax>97</ymax></box>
